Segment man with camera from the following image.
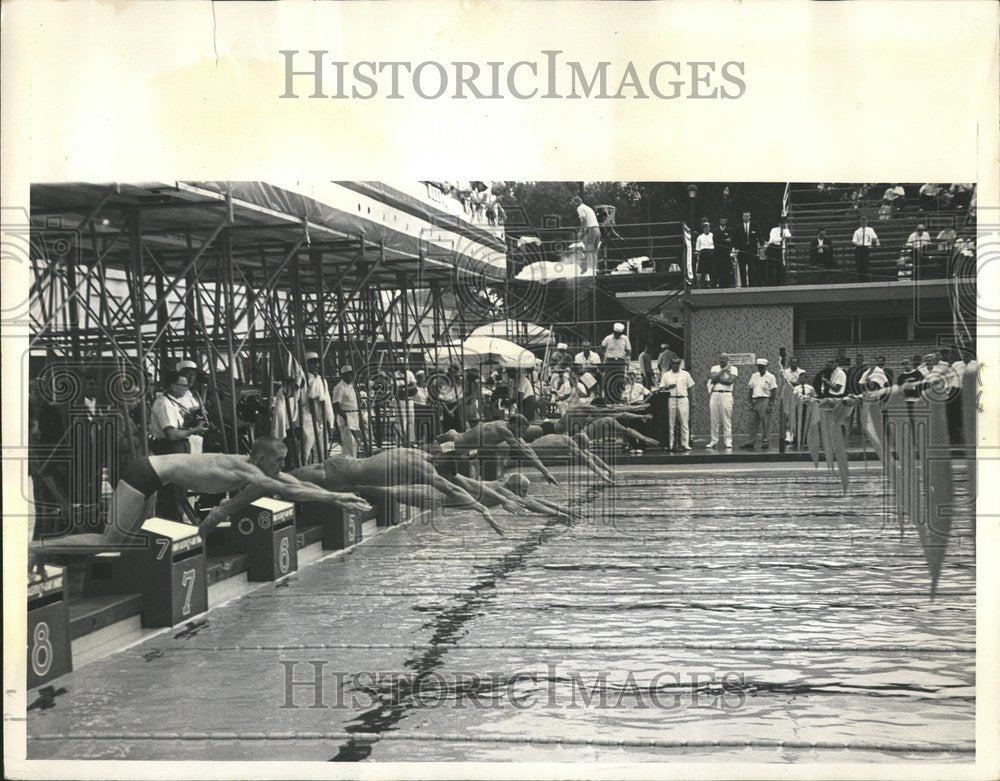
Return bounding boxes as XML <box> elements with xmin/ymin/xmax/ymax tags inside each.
<box><xmin>149</xmin><ymin>371</ymin><xmax>210</xmax><ymax>520</ymax></box>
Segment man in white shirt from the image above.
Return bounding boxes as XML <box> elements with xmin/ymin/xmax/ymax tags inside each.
<box><xmin>791</xmin><ymin>374</ymin><xmax>817</xmax><ymax>449</ymax></box>
<box><xmin>330</xmin><ymin>365</ymin><xmax>361</xmax><ymax>458</ymax></box>
<box><xmin>570</xmin><ymin>195</ymin><xmax>600</xmax><ymax>273</ymax></box>
<box><xmin>852</xmin><ymin>217</ymin><xmax>880</xmax><ymax>282</ymax></box>
<box><xmin>695</xmin><ymin>223</ymin><xmax>714</xmax><ymax>288</ymax></box>
<box><xmin>740</xmin><ymin>358</ymin><xmax>777</xmax><ymax>450</ymax></box>
<box><xmin>706</xmin><ymin>353</ymin><xmax>738</xmax><ymax>449</ymax></box>
<box><xmin>601</xmin><ymin>322</ymin><xmax>631</xmax><ymax>403</ymax></box>
<box><xmin>574</xmin><ymin>341</ymin><xmax>602</xmax><ymax>371</ymax></box>
<box><xmin>766</xmin><ymin>218</ymin><xmax>791</xmax><ymax>285</ymax></box>
<box><xmin>828</xmin><ymin>359</ymin><xmax>848</xmax><ymax>398</ymax></box>
<box><xmin>781</xmin><ymin>356</ymin><xmax>806</xmax><ymax>445</ymax></box>
<box><xmin>859</xmin><ymin>363</ymin><xmax>889</xmax><ymax>391</ymax></box>
<box><xmin>659</xmin><ymin>357</ymin><xmax>695</xmax><ymax>452</ymax></box>
<box><xmin>623</xmin><ymin>371</ymin><xmax>650</xmax><ymax>405</ymax></box>
<box><xmin>302</xmin><ymin>352</ymin><xmax>335</xmax><ymax>463</ymax></box>
<box><xmin>906</xmin><ymin>223</ymin><xmax>932</xmax><ymax>267</ymax></box>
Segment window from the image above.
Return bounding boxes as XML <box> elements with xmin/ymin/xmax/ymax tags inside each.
<box><xmin>801</xmin><ymin>318</ymin><xmax>853</xmax><ymax>344</ymax></box>
<box><xmin>858</xmin><ymin>315</ymin><xmax>908</xmax><ymax>342</ymax></box>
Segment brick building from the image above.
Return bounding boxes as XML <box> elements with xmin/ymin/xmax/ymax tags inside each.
<box><xmin>618</xmin><ymin>278</ymin><xmax>973</xmax><ymax>439</ymax></box>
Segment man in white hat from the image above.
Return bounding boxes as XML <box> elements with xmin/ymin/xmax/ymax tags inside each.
<box><xmin>302</xmin><ymin>351</ymin><xmax>334</xmax><ymax>463</ymax></box>
<box><xmin>550</xmin><ymin>342</ymin><xmax>571</xmax><ymax>370</ymax></box>
<box><xmin>331</xmin><ymin>364</ymin><xmax>361</xmax><ymax>458</ymax></box>
<box><xmin>740</xmin><ymin>358</ymin><xmax>777</xmax><ymax>450</ymax></box>
<box><xmin>174</xmin><ymin>359</ymin><xmax>207</xmax><ymax>454</ymax></box>
<box><xmin>659</xmin><ymin>356</ymin><xmax>695</xmax><ymax>451</ymax></box>
<box><xmin>601</xmin><ymin>322</ymin><xmax>631</xmax><ymax>403</ymax></box>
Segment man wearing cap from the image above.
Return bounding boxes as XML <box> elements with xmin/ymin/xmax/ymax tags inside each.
<box><xmin>302</xmin><ymin>352</ymin><xmax>335</xmax><ymax>463</ymax></box>
<box><xmin>331</xmin><ymin>364</ymin><xmax>361</xmax><ymax>458</ymax></box>
<box><xmin>574</xmin><ymin>341</ymin><xmax>602</xmax><ymax>372</ymax></box>
<box><xmin>707</xmin><ymin>353</ymin><xmax>738</xmax><ymax>450</ymax></box>
<box><xmin>659</xmin><ymin>357</ymin><xmax>695</xmax><ymax>452</ymax></box>
<box><xmin>175</xmin><ymin>360</ymin><xmax>207</xmax><ymax>454</ymax></box>
<box><xmin>656</xmin><ymin>343</ymin><xmax>680</xmax><ymax>379</ymax></box>
<box><xmin>550</xmin><ymin>342</ymin><xmax>571</xmax><ymax>370</ymax></box>
<box><xmin>601</xmin><ymin>322</ymin><xmax>631</xmax><ymax>403</ymax></box>
<box><xmin>740</xmin><ymin>358</ymin><xmax>777</xmax><ymax>450</ymax></box>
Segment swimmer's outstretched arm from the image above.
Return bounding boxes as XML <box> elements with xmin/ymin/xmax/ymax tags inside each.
<box><xmin>450</xmin><ymin>473</ymin><xmax>528</xmax><ymax>516</ymax></box>
<box><xmin>571</xmin><ymin>444</ymin><xmax>616</xmax><ymax>484</ymax></box>
<box><xmin>488</xmin><ymin>481</ymin><xmax>580</xmax><ymax>521</ymax></box>
<box><xmin>502</xmin><ymin>430</ymin><xmax>560</xmax><ymax>486</ymax></box>
<box><xmin>584</xmin><ymin>449</ymin><xmax>618</xmax><ymax>482</ymax></box>
<box><xmin>613</xmin><ymin>421</ymin><xmax>660</xmax><ymax>447</ymax></box>
<box><xmin>426</xmin><ymin>472</ymin><xmax>506</xmax><ymax>536</ymax></box>
<box><xmin>203</xmin><ymin>470</ymin><xmax>370</xmax><ymax>532</ymax></box>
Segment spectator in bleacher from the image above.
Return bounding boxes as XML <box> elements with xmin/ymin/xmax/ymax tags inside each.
<box><xmin>949</xmin><ymin>183</ymin><xmax>974</xmax><ymax>210</ymax></box>
<box><xmin>766</xmin><ymin>217</ymin><xmax>791</xmax><ymax>285</ymax></box>
<box><xmin>695</xmin><ymin>223</ymin><xmax>715</xmax><ymax>288</ymax></box>
<box><xmin>878</xmin><ymin>202</ymin><xmax>893</xmax><ymax>221</ymax></box>
<box><xmin>936</xmin><ymin>225</ymin><xmax>958</xmax><ymax>252</ymax></box>
<box><xmin>570</xmin><ymin>195</ymin><xmax>601</xmax><ymax>273</ymax></box>
<box><xmin>906</xmin><ymin>223</ymin><xmax>932</xmax><ymax>267</ymax></box>
<box><xmin>733</xmin><ymin>210</ymin><xmax>763</xmax><ymax>287</ymax></box>
<box><xmin>809</xmin><ymin>228</ymin><xmax>835</xmax><ymax>269</ymax></box>
<box><xmin>714</xmin><ymin>216</ymin><xmax>734</xmax><ymax>288</ymax></box>
<box><xmin>851</xmin><ymin>216</ymin><xmax>880</xmax><ymax>282</ymax></box>
<box><xmin>624</xmin><ymin>370</ymin><xmax>651</xmax><ymax>405</ymax></box>
<box><xmin>918</xmin><ymin>183</ymin><xmax>942</xmax><ymax>210</ymax></box>
<box><xmin>883</xmin><ymin>184</ymin><xmax>906</xmax><ymax>205</ymax></box>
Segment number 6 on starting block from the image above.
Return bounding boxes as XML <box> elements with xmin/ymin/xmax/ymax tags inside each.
<box><xmin>229</xmin><ymin>498</ymin><xmax>298</xmax><ymax>581</ymax></box>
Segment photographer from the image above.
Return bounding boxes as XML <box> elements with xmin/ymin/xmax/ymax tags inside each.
<box><xmin>150</xmin><ymin>371</ymin><xmax>209</xmax><ymax>456</ymax></box>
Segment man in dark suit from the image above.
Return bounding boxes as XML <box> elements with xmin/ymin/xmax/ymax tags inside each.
<box><xmin>732</xmin><ymin>210</ymin><xmax>762</xmax><ymax>287</ymax></box>
<box><xmin>810</xmin><ymin>228</ymin><xmax>835</xmax><ymax>268</ymax></box>
<box><xmin>714</xmin><ymin>216</ymin><xmax>734</xmax><ymax>288</ymax></box>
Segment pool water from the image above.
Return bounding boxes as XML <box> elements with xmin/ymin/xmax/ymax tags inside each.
<box><xmin>27</xmin><ymin>464</ymin><xmax>975</xmax><ymax>763</ymax></box>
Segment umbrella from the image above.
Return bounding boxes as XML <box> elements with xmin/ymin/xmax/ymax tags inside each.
<box><xmin>426</xmin><ymin>336</ymin><xmax>535</xmax><ymax>370</ymax></box>
<box><xmin>470</xmin><ymin>320</ymin><xmax>552</xmax><ymax>348</ymax></box>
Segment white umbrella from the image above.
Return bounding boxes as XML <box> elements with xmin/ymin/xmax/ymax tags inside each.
<box><xmin>469</xmin><ymin>320</ymin><xmax>551</xmax><ymax>347</ymax></box>
<box><xmin>426</xmin><ymin>337</ymin><xmax>535</xmax><ymax>370</ymax></box>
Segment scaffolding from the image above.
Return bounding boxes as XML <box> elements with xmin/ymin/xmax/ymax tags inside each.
<box><xmin>28</xmin><ymin>181</ymin><xmax>505</xmax><ymax>472</ymax></box>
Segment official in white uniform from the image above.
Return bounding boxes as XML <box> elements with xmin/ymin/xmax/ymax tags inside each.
<box><xmin>707</xmin><ymin>353</ymin><xmax>738</xmax><ymax>449</ymax></box>
<box><xmin>659</xmin><ymin>357</ymin><xmax>695</xmax><ymax>451</ymax></box>
<box><xmin>331</xmin><ymin>364</ymin><xmax>361</xmax><ymax>458</ymax></box>
<box><xmin>302</xmin><ymin>351</ymin><xmax>335</xmax><ymax>462</ymax></box>
<box><xmin>740</xmin><ymin>358</ymin><xmax>777</xmax><ymax>450</ymax></box>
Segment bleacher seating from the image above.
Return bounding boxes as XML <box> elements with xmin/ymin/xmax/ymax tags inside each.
<box><xmin>784</xmin><ymin>184</ymin><xmax>974</xmax><ymax>285</ymax></box>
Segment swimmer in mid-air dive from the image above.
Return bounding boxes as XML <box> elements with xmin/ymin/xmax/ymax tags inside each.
<box><xmin>30</xmin><ymin>436</ymin><xmax>371</xmax><ymax>553</ymax></box>
<box><xmin>515</xmin><ymin>432</ymin><xmax>618</xmax><ymax>484</ymax></box>
<box><xmin>289</xmin><ymin>448</ymin><xmax>506</xmax><ymax>536</ymax></box>
<box><xmin>361</xmin><ymin>473</ymin><xmax>583</xmax><ymax>524</ymax></box>
<box><xmin>438</xmin><ymin>416</ymin><xmax>561</xmax><ymax>486</ymax></box>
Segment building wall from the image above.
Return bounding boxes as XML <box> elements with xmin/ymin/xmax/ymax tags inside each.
<box><xmin>689</xmin><ymin>304</ymin><xmax>794</xmax><ymax>439</ymax></box>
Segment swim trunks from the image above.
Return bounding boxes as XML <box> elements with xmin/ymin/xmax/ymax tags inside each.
<box><xmin>323</xmin><ymin>456</ymin><xmax>355</xmax><ymax>490</ymax></box>
<box><xmin>121</xmin><ymin>457</ymin><xmax>166</xmax><ymax>498</ymax></box>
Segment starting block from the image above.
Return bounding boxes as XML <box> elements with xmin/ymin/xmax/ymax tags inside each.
<box><xmin>83</xmin><ymin>518</ymin><xmax>208</xmax><ymax>628</ymax></box>
<box><xmin>298</xmin><ymin>502</ymin><xmax>366</xmax><ymax>550</ymax></box>
<box><xmin>222</xmin><ymin>498</ymin><xmax>298</xmax><ymax>581</ymax></box>
<box><xmin>28</xmin><ymin>566</ymin><xmax>72</xmax><ymax>688</ymax></box>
